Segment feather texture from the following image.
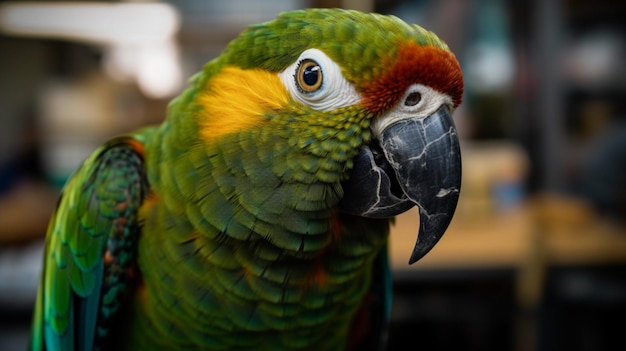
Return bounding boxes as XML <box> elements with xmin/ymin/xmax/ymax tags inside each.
<box><xmin>30</xmin><ymin>8</ymin><xmax>464</xmax><ymax>351</ymax></box>
<box><xmin>30</xmin><ymin>134</ymin><xmax>150</xmax><ymax>351</ymax></box>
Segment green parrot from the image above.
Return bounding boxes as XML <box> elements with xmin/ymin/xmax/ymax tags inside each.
<box><xmin>30</xmin><ymin>8</ymin><xmax>463</xmax><ymax>351</ymax></box>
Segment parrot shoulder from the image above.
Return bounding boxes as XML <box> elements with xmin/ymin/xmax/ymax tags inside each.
<box><xmin>30</xmin><ymin>134</ymin><xmax>150</xmax><ymax>351</ymax></box>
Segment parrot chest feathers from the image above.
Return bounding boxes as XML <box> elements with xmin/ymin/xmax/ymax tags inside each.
<box><xmin>137</xmin><ymin>122</ymin><xmax>390</xmax><ymax>349</ymax></box>
<box><xmin>133</xmin><ymin>197</ymin><xmax>389</xmax><ymax>349</ymax></box>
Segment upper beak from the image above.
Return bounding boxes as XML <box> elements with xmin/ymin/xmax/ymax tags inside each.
<box><xmin>339</xmin><ymin>105</ymin><xmax>462</xmax><ymax>264</ymax></box>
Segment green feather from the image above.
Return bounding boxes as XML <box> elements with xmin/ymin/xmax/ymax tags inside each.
<box><xmin>31</xmin><ymin>8</ymin><xmax>461</xmax><ymax>350</ymax></box>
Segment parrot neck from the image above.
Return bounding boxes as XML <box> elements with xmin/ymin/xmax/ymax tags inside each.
<box><xmin>140</xmin><ymin>107</ymin><xmax>390</xmax><ymax>261</ymax></box>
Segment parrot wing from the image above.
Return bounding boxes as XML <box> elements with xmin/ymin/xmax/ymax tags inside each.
<box><xmin>30</xmin><ymin>136</ymin><xmax>149</xmax><ymax>351</ymax></box>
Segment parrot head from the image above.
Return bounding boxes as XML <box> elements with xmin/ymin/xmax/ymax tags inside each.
<box><xmin>179</xmin><ymin>8</ymin><xmax>463</xmax><ymax>264</ymax></box>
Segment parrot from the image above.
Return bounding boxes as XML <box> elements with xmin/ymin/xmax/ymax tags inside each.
<box><xmin>29</xmin><ymin>7</ymin><xmax>463</xmax><ymax>351</ymax></box>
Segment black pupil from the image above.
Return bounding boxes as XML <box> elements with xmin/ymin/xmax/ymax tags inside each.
<box><xmin>303</xmin><ymin>65</ymin><xmax>320</xmax><ymax>86</ymax></box>
<box><xmin>405</xmin><ymin>92</ymin><xmax>422</xmax><ymax>106</ymax></box>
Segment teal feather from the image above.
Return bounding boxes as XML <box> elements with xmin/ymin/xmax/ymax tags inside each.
<box><xmin>30</xmin><ymin>135</ymin><xmax>150</xmax><ymax>351</ymax></box>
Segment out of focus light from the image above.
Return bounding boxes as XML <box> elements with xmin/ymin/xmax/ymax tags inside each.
<box><xmin>564</xmin><ymin>30</ymin><xmax>626</xmax><ymax>89</ymax></box>
<box><xmin>103</xmin><ymin>40</ymin><xmax>182</xmax><ymax>99</ymax></box>
<box><xmin>0</xmin><ymin>2</ymin><xmax>182</xmax><ymax>99</ymax></box>
<box><xmin>465</xmin><ymin>42</ymin><xmax>515</xmax><ymax>92</ymax></box>
<box><xmin>463</xmin><ymin>0</ymin><xmax>515</xmax><ymax>93</ymax></box>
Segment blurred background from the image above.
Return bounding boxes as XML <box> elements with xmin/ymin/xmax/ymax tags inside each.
<box><xmin>0</xmin><ymin>0</ymin><xmax>624</xmax><ymax>350</ymax></box>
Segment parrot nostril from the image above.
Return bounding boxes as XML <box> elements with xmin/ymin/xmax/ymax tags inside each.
<box><xmin>404</xmin><ymin>92</ymin><xmax>422</xmax><ymax>106</ymax></box>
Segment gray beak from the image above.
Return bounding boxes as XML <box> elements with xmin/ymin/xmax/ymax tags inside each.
<box><xmin>340</xmin><ymin>105</ymin><xmax>461</xmax><ymax>264</ymax></box>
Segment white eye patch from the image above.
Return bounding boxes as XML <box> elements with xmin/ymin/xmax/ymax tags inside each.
<box><xmin>371</xmin><ymin>84</ymin><xmax>453</xmax><ymax>137</ymax></box>
<box><xmin>278</xmin><ymin>48</ymin><xmax>362</xmax><ymax>111</ymax></box>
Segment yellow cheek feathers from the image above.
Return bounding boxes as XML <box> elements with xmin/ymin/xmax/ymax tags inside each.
<box><xmin>197</xmin><ymin>66</ymin><xmax>292</xmax><ymax>141</ymax></box>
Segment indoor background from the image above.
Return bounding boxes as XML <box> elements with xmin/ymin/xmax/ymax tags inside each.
<box><xmin>0</xmin><ymin>0</ymin><xmax>624</xmax><ymax>350</ymax></box>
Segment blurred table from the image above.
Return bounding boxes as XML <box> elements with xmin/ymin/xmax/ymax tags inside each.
<box><xmin>390</xmin><ymin>205</ymin><xmax>533</xmax><ymax>270</ymax></box>
<box><xmin>390</xmin><ymin>193</ymin><xmax>626</xmax><ymax>271</ymax></box>
<box><xmin>0</xmin><ymin>180</ymin><xmax>57</xmax><ymax>245</ymax></box>
<box><xmin>389</xmin><ymin>193</ymin><xmax>626</xmax><ymax>351</ymax></box>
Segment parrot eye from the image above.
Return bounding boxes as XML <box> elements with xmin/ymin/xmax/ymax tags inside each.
<box><xmin>278</xmin><ymin>48</ymin><xmax>361</xmax><ymax>111</ymax></box>
<box><xmin>404</xmin><ymin>92</ymin><xmax>422</xmax><ymax>106</ymax></box>
<box><xmin>296</xmin><ymin>59</ymin><xmax>323</xmax><ymax>93</ymax></box>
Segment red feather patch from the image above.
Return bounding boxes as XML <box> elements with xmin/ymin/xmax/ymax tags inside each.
<box><xmin>362</xmin><ymin>42</ymin><xmax>464</xmax><ymax>114</ymax></box>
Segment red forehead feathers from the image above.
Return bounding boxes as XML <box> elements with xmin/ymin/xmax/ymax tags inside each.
<box><xmin>361</xmin><ymin>42</ymin><xmax>464</xmax><ymax>115</ymax></box>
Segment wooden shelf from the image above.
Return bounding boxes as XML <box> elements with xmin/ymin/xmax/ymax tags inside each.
<box><xmin>390</xmin><ymin>194</ymin><xmax>626</xmax><ymax>271</ymax></box>
<box><xmin>390</xmin><ymin>206</ymin><xmax>533</xmax><ymax>270</ymax></box>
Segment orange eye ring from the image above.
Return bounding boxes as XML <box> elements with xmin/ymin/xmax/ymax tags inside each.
<box><xmin>296</xmin><ymin>59</ymin><xmax>323</xmax><ymax>92</ymax></box>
